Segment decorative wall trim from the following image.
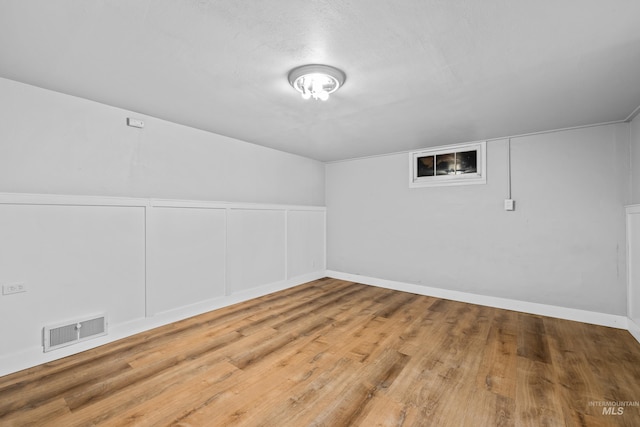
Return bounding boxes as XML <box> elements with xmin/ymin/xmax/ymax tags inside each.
<box><xmin>0</xmin><ymin>192</ymin><xmax>149</xmax><ymax>207</ymax></box>
<box><xmin>627</xmin><ymin>204</ymin><xmax>640</xmax><ymax>345</ymax></box>
<box><xmin>326</xmin><ymin>270</ymin><xmax>630</xmax><ymax>330</ymax></box>
<box><xmin>0</xmin><ymin>192</ymin><xmax>325</xmax><ymax>211</ymax></box>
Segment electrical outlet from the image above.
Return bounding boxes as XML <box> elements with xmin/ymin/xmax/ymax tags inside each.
<box><xmin>2</xmin><ymin>283</ymin><xmax>27</xmax><ymax>295</ymax></box>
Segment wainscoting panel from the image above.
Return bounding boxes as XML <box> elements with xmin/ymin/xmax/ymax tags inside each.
<box><xmin>0</xmin><ymin>202</ymin><xmax>146</xmax><ymax>358</ymax></box>
<box><xmin>0</xmin><ymin>194</ymin><xmax>326</xmax><ymax>377</ymax></box>
<box><xmin>226</xmin><ymin>209</ymin><xmax>287</xmax><ymax>294</ymax></box>
<box><xmin>146</xmin><ymin>207</ymin><xmax>227</xmax><ymax>316</ymax></box>
<box><xmin>628</xmin><ymin>205</ymin><xmax>640</xmax><ymax>343</ymax></box>
<box><xmin>287</xmin><ymin>209</ymin><xmax>326</xmax><ymax>279</ymax></box>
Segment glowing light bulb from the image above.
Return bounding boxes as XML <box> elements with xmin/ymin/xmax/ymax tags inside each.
<box><xmin>312</xmin><ymin>78</ymin><xmax>324</xmax><ymax>94</ymax></box>
<box><xmin>289</xmin><ymin>65</ymin><xmax>346</xmax><ymax>101</ymax></box>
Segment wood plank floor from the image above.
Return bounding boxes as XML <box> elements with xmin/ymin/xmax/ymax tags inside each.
<box><xmin>1</xmin><ymin>278</ymin><xmax>640</xmax><ymax>426</ymax></box>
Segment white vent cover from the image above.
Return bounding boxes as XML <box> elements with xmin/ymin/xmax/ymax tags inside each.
<box><xmin>43</xmin><ymin>313</ymin><xmax>108</xmax><ymax>352</ymax></box>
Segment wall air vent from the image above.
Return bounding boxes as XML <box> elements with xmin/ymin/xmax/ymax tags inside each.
<box><xmin>43</xmin><ymin>313</ymin><xmax>108</xmax><ymax>352</ymax></box>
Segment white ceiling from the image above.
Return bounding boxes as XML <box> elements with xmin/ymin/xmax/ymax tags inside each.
<box><xmin>1</xmin><ymin>1</ymin><xmax>639</xmax><ymax>162</ymax></box>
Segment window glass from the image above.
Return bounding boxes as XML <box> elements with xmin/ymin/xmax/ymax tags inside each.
<box><xmin>455</xmin><ymin>150</ymin><xmax>477</xmax><ymax>174</ymax></box>
<box><xmin>416</xmin><ymin>155</ymin><xmax>435</xmax><ymax>177</ymax></box>
<box><xmin>436</xmin><ymin>153</ymin><xmax>456</xmax><ymax>175</ymax></box>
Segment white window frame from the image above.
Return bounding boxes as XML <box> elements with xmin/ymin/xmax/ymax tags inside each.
<box><xmin>409</xmin><ymin>141</ymin><xmax>487</xmax><ymax>188</ymax></box>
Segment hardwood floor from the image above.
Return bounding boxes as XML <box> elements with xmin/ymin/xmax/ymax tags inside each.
<box><xmin>1</xmin><ymin>278</ymin><xmax>639</xmax><ymax>426</ymax></box>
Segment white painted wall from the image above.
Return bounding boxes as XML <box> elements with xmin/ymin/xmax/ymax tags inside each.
<box><xmin>226</xmin><ymin>209</ymin><xmax>287</xmax><ymax>293</ymax></box>
<box><xmin>326</xmin><ymin>124</ymin><xmax>630</xmax><ymax>315</ymax></box>
<box><xmin>0</xmin><ymin>78</ymin><xmax>325</xmax><ymax>205</ymax></box>
<box><xmin>287</xmin><ymin>210</ymin><xmax>326</xmax><ymax>279</ymax></box>
<box><xmin>146</xmin><ymin>207</ymin><xmax>227</xmax><ymax>315</ymax></box>
<box><xmin>0</xmin><ymin>77</ymin><xmax>327</xmax><ymax>376</ymax></box>
<box><xmin>631</xmin><ymin>114</ymin><xmax>640</xmax><ymax>205</ymax></box>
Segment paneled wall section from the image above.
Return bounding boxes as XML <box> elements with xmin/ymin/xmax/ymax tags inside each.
<box><xmin>0</xmin><ymin>194</ymin><xmax>326</xmax><ymax>376</ymax></box>
<box><xmin>628</xmin><ymin>205</ymin><xmax>640</xmax><ymax>342</ymax></box>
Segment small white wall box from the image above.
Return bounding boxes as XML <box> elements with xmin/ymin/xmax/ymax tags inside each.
<box><xmin>43</xmin><ymin>313</ymin><xmax>108</xmax><ymax>352</ymax></box>
<box><xmin>126</xmin><ymin>117</ymin><xmax>144</xmax><ymax>128</ymax></box>
<box><xmin>504</xmin><ymin>199</ymin><xmax>515</xmax><ymax>211</ymax></box>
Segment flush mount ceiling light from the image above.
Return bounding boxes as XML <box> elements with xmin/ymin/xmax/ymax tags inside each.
<box><xmin>288</xmin><ymin>64</ymin><xmax>346</xmax><ymax>101</ymax></box>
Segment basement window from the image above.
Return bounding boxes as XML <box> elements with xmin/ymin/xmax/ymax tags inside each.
<box><xmin>409</xmin><ymin>141</ymin><xmax>486</xmax><ymax>188</ymax></box>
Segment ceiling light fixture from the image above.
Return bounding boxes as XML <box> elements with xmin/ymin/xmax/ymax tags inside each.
<box><xmin>288</xmin><ymin>64</ymin><xmax>346</xmax><ymax>101</ymax></box>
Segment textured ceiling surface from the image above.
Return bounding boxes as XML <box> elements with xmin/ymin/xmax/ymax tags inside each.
<box><xmin>1</xmin><ymin>0</ymin><xmax>639</xmax><ymax>161</ymax></box>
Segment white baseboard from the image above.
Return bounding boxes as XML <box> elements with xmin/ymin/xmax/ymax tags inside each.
<box><xmin>326</xmin><ymin>270</ymin><xmax>629</xmax><ymax>330</ymax></box>
<box><xmin>0</xmin><ymin>271</ymin><xmax>324</xmax><ymax>378</ymax></box>
<box><xmin>629</xmin><ymin>317</ymin><xmax>640</xmax><ymax>345</ymax></box>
